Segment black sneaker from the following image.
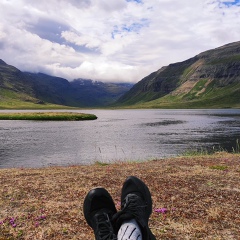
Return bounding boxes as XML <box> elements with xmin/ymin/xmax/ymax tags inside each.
<box><xmin>113</xmin><ymin>176</ymin><xmax>156</xmax><ymax>240</ymax></box>
<box><xmin>83</xmin><ymin>188</ymin><xmax>117</xmax><ymax>240</ymax></box>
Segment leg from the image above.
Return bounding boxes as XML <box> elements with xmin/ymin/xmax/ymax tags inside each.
<box><xmin>113</xmin><ymin>176</ymin><xmax>156</xmax><ymax>240</ymax></box>
<box><xmin>83</xmin><ymin>187</ymin><xmax>117</xmax><ymax>240</ymax></box>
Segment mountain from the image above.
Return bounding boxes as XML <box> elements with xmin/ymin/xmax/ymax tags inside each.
<box><xmin>0</xmin><ymin>59</ymin><xmax>40</xmax><ymax>108</ymax></box>
<box><xmin>1</xmin><ymin>41</ymin><xmax>240</xmax><ymax>109</ymax></box>
<box><xmin>116</xmin><ymin>41</ymin><xmax>240</xmax><ymax>108</ymax></box>
<box><xmin>70</xmin><ymin>79</ymin><xmax>133</xmax><ymax>107</ymax></box>
<box><xmin>0</xmin><ymin>60</ymin><xmax>133</xmax><ymax>108</ymax></box>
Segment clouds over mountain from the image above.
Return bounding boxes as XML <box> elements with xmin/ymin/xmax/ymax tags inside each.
<box><xmin>0</xmin><ymin>0</ymin><xmax>240</xmax><ymax>83</ymax></box>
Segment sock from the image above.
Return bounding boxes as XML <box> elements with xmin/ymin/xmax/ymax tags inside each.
<box><xmin>117</xmin><ymin>219</ymin><xmax>142</xmax><ymax>240</ymax></box>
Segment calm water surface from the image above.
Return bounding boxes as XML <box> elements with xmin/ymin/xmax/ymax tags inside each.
<box><xmin>0</xmin><ymin>109</ymin><xmax>240</xmax><ymax>168</ymax></box>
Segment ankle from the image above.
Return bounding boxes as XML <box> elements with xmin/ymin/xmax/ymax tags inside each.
<box><xmin>117</xmin><ymin>219</ymin><xmax>142</xmax><ymax>240</ymax></box>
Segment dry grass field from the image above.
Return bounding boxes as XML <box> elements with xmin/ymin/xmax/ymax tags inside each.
<box><xmin>0</xmin><ymin>153</ymin><xmax>239</xmax><ymax>239</ymax></box>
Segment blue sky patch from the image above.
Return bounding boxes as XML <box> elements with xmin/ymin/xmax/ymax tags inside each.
<box><xmin>26</xmin><ymin>18</ymin><xmax>99</xmax><ymax>54</ymax></box>
<box><xmin>126</xmin><ymin>0</ymin><xmax>142</xmax><ymax>3</ymax></box>
<box><xmin>222</xmin><ymin>0</ymin><xmax>240</xmax><ymax>7</ymax></box>
<box><xmin>111</xmin><ymin>18</ymin><xmax>149</xmax><ymax>38</ymax></box>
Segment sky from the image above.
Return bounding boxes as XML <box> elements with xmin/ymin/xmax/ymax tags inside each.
<box><xmin>0</xmin><ymin>0</ymin><xmax>240</xmax><ymax>83</ymax></box>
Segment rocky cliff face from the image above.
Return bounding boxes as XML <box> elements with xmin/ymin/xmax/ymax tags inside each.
<box><xmin>117</xmin><ymin>41</ymin><xmax>240</xmax><ymax>107</ymax></box>
<box><xmin>184</xmin><ymin>42</ymin><xmax>240</xmax><ymax>85</ymax></box>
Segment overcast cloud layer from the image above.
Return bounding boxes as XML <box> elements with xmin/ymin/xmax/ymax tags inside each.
<box><xmin>0</xmin><ymin>0</ymin><xmax>240</xmax><ymax>83</ymax></box>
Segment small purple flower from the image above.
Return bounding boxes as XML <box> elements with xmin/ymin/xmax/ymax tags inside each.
<box><xmin>154</xmin><ymin>207</ymin><xmax>168</xmax><ymax>214</ymax></box>
<box><xmin>8</xmin><ymin>217</ymin><xmax>17</xmax><ymax>227</ymax></box>
<box><xmin>0</xmin><ymin>221</ymin><xmax>3</xmax><ymax>225</ymax></box>
<box><xmin>9</xmin><ymin>217</ymin><xmax>15</xmax><ymax>223</ymax></box>
<box><xmin>36</xmin><ymin>215</ymin><xmax>46</xmax><ymax>220</ymax></box>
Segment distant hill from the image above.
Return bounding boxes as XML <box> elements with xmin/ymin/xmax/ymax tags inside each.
<box><xmin>116</xmin><ymin>41</ymin><xmax>240</xmax><ymax>108</ymax></box>
<box><xmin>0</xmin><ymin>60</ymin><xmax>133</xmax><ymax>109</ymax></box>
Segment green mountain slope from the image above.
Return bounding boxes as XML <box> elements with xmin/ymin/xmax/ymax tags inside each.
<box><xmin>0</xmin><ymin>60</ymin><xmax>133</xmax><ymax>109</ymax></box>
<box><xmin>0</xmin><ymin>60</ymin><xmax>46</xmax><ymax>109</ymax></box>
<box><xmin>116</xmin><ymin>41</ymin><xmax>240</xmax><ymax>108</ymax></box>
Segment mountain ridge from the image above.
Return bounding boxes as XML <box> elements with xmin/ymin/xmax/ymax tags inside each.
<box><xmin>1</xmin><ymin>41</ymin><xmax>240</xmax><ymax>109</ymax></box>
<box><xmin>0</xmin><ymin>61</ymin><xmax>133</xmax><ymax>108</ymax></box>
<box><xmin>116</xmin><ymin>41</ymin><xmax>240</xmax><ymax>108</ymax></box>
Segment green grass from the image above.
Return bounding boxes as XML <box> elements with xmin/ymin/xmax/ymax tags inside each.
<box><xmin>182</xmin><ymin>148</ymin><xmax>210</xmax><ymax>157</ymax></box>
<box><xmin>183</xmin><ymin>79</ymin><xmax>209</xmax><ymax>100</ymax></box>
<box><xmin>182</xmin><ymin>139</ymin><xmax>240</xmax><ymax>157</ymax></box>
<box><xmin>0</xmin><ymin>101</ymin><xmax>72</xmax><ymax>110</ymax></box>
<box><xmin>0</xmin><ymin>112</ymin><xmax>97</xmax><ymax>121</ymax></box>
<box><xmin>209</xmin><ymin>165</ymin><xmax>228</xmax><ymax>171</ymax></box>
<box><xmin>208</xmin><ymin>55</ymin><xmax>240</xmax><ymax>65</ymax></box>
<box><xmin>128</xmin><ymin>81</ymin><xmax>240</xmax><ymax>109</ymax></box>
<box><xmin>94</xmin><ymin>161</ymin><xmax>110</xmax><ymax>166</ymax></box>
<box><xmin>232</xmin><ymin>139</ymin><xmax>240</xmax><ymax>153</ymax></box>
<box><xmin>182</xmin><ymin>66</ymin><xmax>195</xmax><ymax>79</ymax></box>
<box><xmin>0</xmin><ymin>89</ymin><xmax>78</xmax><ymax>110</ymax></box>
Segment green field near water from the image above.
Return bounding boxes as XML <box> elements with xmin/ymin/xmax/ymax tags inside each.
<box><xmin>0</xmin><ymin>112</ymin><xmax>97</xmax><ymax>121</ymax></box>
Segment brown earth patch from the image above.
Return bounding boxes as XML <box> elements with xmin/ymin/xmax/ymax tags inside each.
<box><xmin>0</xmin><ymin>153</ymin><xmax>239</xmax><ymax>239</ymax></box>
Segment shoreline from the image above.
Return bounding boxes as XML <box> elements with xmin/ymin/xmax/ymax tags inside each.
<box><xmin>0</xmin><ymin>153</ymin><xmax>239</xmax><ymax>239</ymax></box>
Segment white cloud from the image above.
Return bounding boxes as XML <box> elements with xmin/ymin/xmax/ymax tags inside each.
<box><xmin>0</xmin><ymin>0</ymin><xmax>240</xmax><ymax>83</ymax></box>
<box><xmin>61</xmin><ymin>31</ymin><xmax>102</xmax><ymax>49</ymax></box>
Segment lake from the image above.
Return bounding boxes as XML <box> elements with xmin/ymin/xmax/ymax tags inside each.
<box><xmin>0</xmin><ymin>109</ymin><xmax>240</xmax><ymax>168</ymax></box>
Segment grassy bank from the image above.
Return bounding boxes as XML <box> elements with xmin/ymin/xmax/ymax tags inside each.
<box><xmin>0</xmin><ymin>97</ymin><xmax>74</xmax><ymax>110</ymax></box>
<box><xmin>0</xmin><ymin>153</ymin><xmax>239</xmax><ymax>239</ymax></box>
<box><xmin>0</xmin><ymin>112</ymin><xmax>97</xmax><ymax>121</ymax></box>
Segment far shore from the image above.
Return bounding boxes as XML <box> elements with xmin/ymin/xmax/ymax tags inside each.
<box><xmin>0</xmin><ymin>152</ymin><xmax>239</xmax><ymax>239</ymax></box>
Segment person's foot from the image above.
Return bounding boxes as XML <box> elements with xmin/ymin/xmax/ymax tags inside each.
<box><xmin>83</xmin><ymin>188</ymin><xmax>117</xmax><ymax>240</ymax></box>
<box><xmin>113</xmin><ymin>176</ymin><xmax>156</xmax><ymax>240</ymax></box>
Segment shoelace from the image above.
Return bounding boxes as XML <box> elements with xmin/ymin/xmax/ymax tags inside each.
<box><xmin>121</xmin><ymin>194</ymin><xmax>147</xmax><ymax>218</ymax></box>
<box><xmin>123</xmin><ymin>194</ymin><xmax>146</xmax><ymax>209</ymax></box>
<box><xmin>94</xmin><ymin>212</ymin><xmax>117</xmax><ymax>240</ymax></box>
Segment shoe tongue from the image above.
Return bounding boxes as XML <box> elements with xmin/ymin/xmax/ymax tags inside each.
<box><xmin>126</xmin><ymin>193</ymin><xmax>138</xmax><ymax>199</ymax></box>
<box><xmin>127</xmin><ymin>192</ymin><xmax>143</xmax><ymax>201</ymax></box>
